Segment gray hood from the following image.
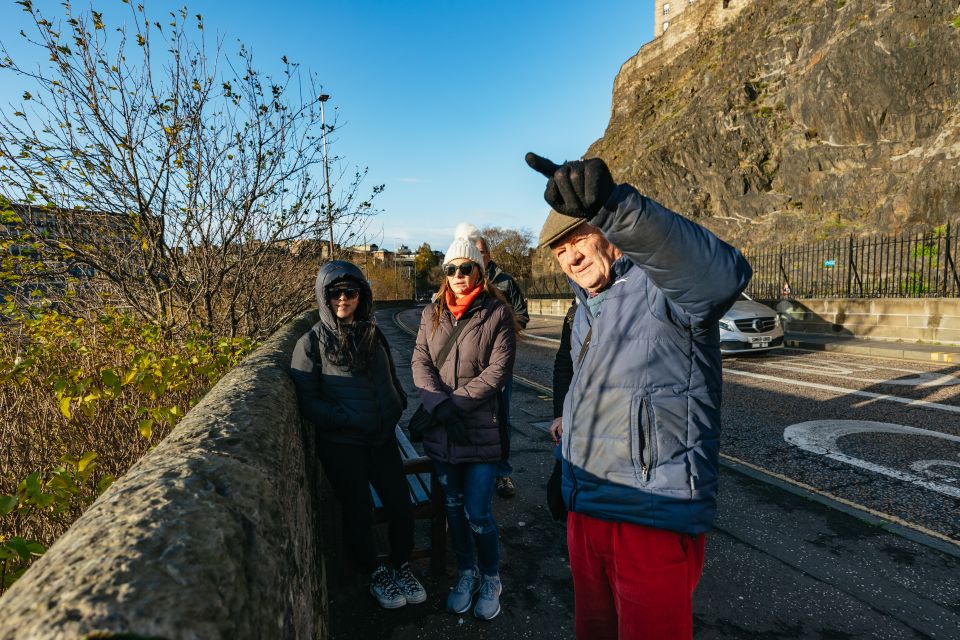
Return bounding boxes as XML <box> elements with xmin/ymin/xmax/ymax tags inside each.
<box><xmin>314</xmin><ymin>260</ymin><xmax>373</xmax><ymax>331</ymax></box>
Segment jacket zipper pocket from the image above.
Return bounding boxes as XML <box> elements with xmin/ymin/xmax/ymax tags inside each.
<box><xmin>638</xmin><ymin>398</ymin><xmax>653</xmax><ymax>483</ymax></box>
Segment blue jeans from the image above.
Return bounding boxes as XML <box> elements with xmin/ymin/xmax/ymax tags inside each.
<box><xmin>496</xmin><ymin>378</ymin><xmax>513</xmax><ymax>478</ymax></box>
<box><xmin>433</xmin><ymin>460</ymin><xmax>500</xmax><ymax>576</ymax></box>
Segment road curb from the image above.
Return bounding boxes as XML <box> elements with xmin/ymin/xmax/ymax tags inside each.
<box><xmin>719</xmin><ymin>454</ymin><xmax>960</xmax><ymax>559</ymax></box>
<box><xmin>784</xmin><ymin>338</ymin><xmax>960</xmax><ymax>364</ymax></box>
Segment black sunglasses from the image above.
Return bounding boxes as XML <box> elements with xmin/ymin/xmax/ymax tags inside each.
<box><xmin>326</xmin><ymin>287</ymin><xmax>360</xmax><ymax>300</ymax></box>
<box><xmin>443</xmin><ymin>262</ymin><xmax>477</xmax><ymax>277</ymax></box>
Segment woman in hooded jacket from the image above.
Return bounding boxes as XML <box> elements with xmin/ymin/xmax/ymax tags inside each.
<box><xmin>289</xmin><ymin>260</ymin><xmax>426</xmax><ymax>610</ymax></box>
<box><xmin>411</xmin><ymin>223</ymin><xmax>517</xmax><ymax>621</ymax></box>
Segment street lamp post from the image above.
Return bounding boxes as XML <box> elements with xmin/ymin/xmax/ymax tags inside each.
<box><xmin>318</xmin><ymin>94</ymin><xmax>334</xmax><ymax>260</ymax></box>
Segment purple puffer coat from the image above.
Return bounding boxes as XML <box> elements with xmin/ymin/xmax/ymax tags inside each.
<box><xmin>411</xmin><ymin>292</ymin><xmax>516</xmax><ymax>464</ymax></box>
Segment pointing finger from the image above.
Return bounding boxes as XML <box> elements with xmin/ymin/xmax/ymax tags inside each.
<box><xmin>525</xmin><ymin>152</ymin><xmax>561</xmax><ymax>178</ymax></box>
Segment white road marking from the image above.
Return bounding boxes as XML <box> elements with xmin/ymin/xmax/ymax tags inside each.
<box><xmin>521</xmin><ymin>331</ymin><xmax>561</xmax><ymax>345</ymax></box>
<box><xmin>757</xmin><ymin>355</ymin><xmax>960</xmax><ymax>387</ymax></box>
<box><xmin>784</xmin><ymin>420</ymin><xmax>960</xmax><ymax>498</ymax></box>
<box><xmin>725</xmin><ymin>368</ymin><xmax>960</xmax><ymax>414</ymax></box>
<box><xmin>910</xmin><ymin>458</ymin><xmax>960</xmax><ymax>481</ymax></box>
<box><xmin>769</xmin><ymin>353</ymin><xmax>937</xmax><ymax>375</ymax></box>
<box><xmin>721</xmin><ymin>452</ymin><xmax>960</xmax><ymax>547</ymax></box>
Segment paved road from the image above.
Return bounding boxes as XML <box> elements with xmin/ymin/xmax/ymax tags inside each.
<box><xmin>326</xmin><ymin>308</ymin><xmax>960</xmax><ymax>639</ymax></box>
<box><xmin>722</xmin><ymin>350</ymin><xmax>960</xmax><ymax>543</ymax></box>
<box><xmin>523</xmin><ymin>317</ymin><xmax>960</xmax><ymax>543</ymax></box>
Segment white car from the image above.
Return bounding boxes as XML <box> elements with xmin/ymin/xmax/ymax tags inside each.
<box><xmin>719</xmin><ymin>293</ymin><xmax>784</xmax><ymax>354</ymax></box>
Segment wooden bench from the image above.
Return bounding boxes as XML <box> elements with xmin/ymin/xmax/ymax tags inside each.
<box><xmin>368</xmin><ymin>425</ymin><xmax>446</xmax><ymax>575</ymax></box>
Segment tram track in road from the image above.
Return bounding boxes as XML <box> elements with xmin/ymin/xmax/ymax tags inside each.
<box><xmin>391</xmin><ymin>308</ymin><xmax>960</xmax><ymax>555</ymax></box>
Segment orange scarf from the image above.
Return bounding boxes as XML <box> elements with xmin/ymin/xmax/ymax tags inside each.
<box><xmin>445</xmin><ymin>283</ymin><xmax>483</xmax><ymax>320</ymax></box>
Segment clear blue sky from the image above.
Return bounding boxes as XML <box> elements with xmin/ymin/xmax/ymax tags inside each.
<box><xmin>0</xmin><ymin>1</ymin><xmax>655</xmax><ymax>252</ymax></box>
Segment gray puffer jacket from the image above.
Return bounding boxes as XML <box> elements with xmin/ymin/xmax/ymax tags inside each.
<box><xmin>411</xmin><ymin>292</ymin><xmax>516</xmax><ymax>464</ymax></box>
<box><xmin>559</xmin><ymin>184</ymin><xmax>752</xmax><ymax>535</ymax></box>
<box><xmin>289</xmin><ymin>261</ymin><xmax>406</xmax><ymax>446</ymax></box>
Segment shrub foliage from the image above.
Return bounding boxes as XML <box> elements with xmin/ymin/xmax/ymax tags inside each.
<box><xmin>0</xmin><ymin>301</ymin><xmax>253</xmax><ymax>592</ymax></box>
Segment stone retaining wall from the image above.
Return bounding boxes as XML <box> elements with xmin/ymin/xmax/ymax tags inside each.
<box><xmin>774</xmin><ymin>298</ymin><xmax>960</xmax><ymax>345</ymax></box>
<box><xmin>528</xmin><ymin>297</ymin><xmax>575</xmax><ymax>317</ymax></box>
<box><xmin>0</xmin><ymin>313</ymin><xmax>326</xmax><ymax>640</ymax></box>
<box><xmin>532</xmin><ymin>296</ymin><xmax>960</xmax><ymax>345</ymax></box>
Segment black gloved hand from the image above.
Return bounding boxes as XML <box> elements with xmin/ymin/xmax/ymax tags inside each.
<box><xmin>433</xmin><ymin>399</ymin><xmax>469</xmax><ymax>445</ymax></box>
<box><xmin>525</xmin><ymin>152</ymin><xmax>616</xmax><ymax>220</ymax></box>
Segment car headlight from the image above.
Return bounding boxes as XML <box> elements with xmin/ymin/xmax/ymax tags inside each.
<box><xmin>719</xmin><ymin>319</ymin><xmax>736</xmax><ymax>332</ymax></box>
<box><xmin>774</xmin><ymin>314</ymin><xmax>782</xmax><ymax>328</ymax></box>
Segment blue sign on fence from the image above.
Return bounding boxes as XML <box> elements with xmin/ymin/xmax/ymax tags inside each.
<box><xmin>823</xmin><ymin>259</ymin><xmax>836</xmax><ymax>268</ymax></box>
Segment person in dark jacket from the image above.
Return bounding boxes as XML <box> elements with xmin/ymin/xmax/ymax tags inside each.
<box><xmin>550</xmin><ymin>300</ymin><xmax>577</xmax><ymax>436</ymax></box>
<box><xmin>526</xmin><ymin>152</ymin><xmax>752</xmax><ymax>640</ymax></box>
<box><xmin>289</xmin><ymin>260</ymin><xmax>426</xmax><ymax>610</ymax></box>
<box><xmin>546</xmin><ymin>300</ymin><xmax>577</xmax><ymax>522</ymax></box>
<box><xmin>475</xmin><ymin>236</ymin><xmax>531</xmax><ymax>329</ymax></box>
<box><xmin>411</xmin><ymin>223</ymin><xmax>517</xmax><ymax>621</ymax></box>
<box><xmin>474</xmin><ymin>235</ymin><xmax>529</xmax><ymax>498</ymax></box>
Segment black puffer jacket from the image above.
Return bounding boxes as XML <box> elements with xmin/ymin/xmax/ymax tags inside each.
<box><xmin>486</xmin><ymin>261</ymin><xmax>530</xmax><ymax>329</ymax></box>
<box><xmin>552</xmin><ymin>301</ymin><xmax>577</xmax><ymax>419</ymax></box>
<box><xmin>289</xmin><ymin>261</ymin><xmax>406</xmax><ymax>446</ymax></box>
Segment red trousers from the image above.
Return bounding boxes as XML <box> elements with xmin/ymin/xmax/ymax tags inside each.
<box><xmin>567</xmin><ymin>511</ymin><xmax>706</xmax><ymax>640</ymax></box>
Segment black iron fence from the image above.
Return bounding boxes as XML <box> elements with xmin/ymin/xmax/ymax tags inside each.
<box><xmin>524</xmin><ymin>223</ymin><xmax>960</xmax><ymax>300</ymax></box>
<box><xmin>745</xmin><ymin>223</ymin><xmax>960</xmax><ymax>300</ymax></box>
<box><xmin>523</xmin><ymin>273</ymin><xmax>575</xmax><ymax>299</ymax></box>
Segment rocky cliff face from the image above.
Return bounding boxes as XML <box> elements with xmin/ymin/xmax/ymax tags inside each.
<box><xmin>589</xmin><ymin>0</ymin><xmax>960</xmax><ymax>250</ymax></box>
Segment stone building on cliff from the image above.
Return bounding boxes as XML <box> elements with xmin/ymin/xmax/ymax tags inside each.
<box><xmin>647</xmin><ymin>1</ymin><xmax>751</xmax><ymax>66</ymax></box>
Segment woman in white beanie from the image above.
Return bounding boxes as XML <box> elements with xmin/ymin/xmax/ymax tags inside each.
<box><xmin>411</xmin><ymin>223</ymin><xmax>517</xmax><ymax>621</ymax></box>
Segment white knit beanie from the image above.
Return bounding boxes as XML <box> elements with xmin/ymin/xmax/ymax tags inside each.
<box><xmin>442</xmin><ymin>223</ymin><xmax>484</xmax><ymax>265</ymax></box>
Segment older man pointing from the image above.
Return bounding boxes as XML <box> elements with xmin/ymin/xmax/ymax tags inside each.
<box><xmin>527</xmin><ymin>152</ymin><xmax>752</xmax><ymax>640</ymax></box>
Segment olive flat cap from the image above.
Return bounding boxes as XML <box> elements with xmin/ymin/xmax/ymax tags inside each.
<box><xmin>538</xmin><ymin>210</ymin><xmax>586</xmax><ymax>249</ymax></box>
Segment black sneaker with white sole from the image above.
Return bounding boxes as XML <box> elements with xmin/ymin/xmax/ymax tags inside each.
<box><xmin>393</xmin><ymin>563</ymin><xmax>427</xmax><ymax>604</ymax></box>
<box><xmin>370</xmin><ymin>564</ymin><xmax>406</xmax><ymax>609</ymax></box>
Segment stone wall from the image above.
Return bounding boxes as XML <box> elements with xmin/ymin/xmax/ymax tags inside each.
<box><xmin>528</xmin><ymin>297</ymin><xmax>575</xmax><ymax>317</ymax></box>
<box><xmin>0</xmin><ymin>313</ymin><xmax>327</xmax><ymax>640</ymax></box>
<box><xmin>531</xmin><ymin>296</ymin><xmax>960</xmax><ymax>345</ymax></box>
<box><xmin>776</xmin><ymin>298</ymin><xmax>960</xmax><ymax>345</ymax></box>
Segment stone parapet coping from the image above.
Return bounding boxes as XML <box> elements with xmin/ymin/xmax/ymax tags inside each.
<box><xmin>0</xmin><ymin>312</ymin><xmax>327</xmax><ymax>640</ymax></box>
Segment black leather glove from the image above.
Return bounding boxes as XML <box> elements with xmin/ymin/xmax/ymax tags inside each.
<box><xmin>433</xmin><ymin>399</ymin><xmax>469</xmax><ymax>445</ymax></box>
<box><xmin>525</xmin><ymin>152</ymin><xmax>616</xmax><ymax>220</ymax></box>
